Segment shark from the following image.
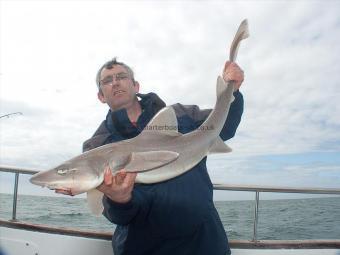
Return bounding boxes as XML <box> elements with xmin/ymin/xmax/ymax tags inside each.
<box><xmin>30</xmin><ymin>19</ymin><xmax>249</xmax><ymax>215</ymax></box>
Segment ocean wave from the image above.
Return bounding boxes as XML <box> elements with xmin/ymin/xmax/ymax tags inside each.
<box><xmin>21</xmin><ymin>212</ymin><xmax>86</xmax><ymax>221</ymax></box>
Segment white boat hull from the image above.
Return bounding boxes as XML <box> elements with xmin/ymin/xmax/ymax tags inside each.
<box><xmin>1</xmin><ymin>223</ymin><xmax>340</xmax><ymax>255</ymax></box>
<box><xmin>1</xmin><ymin>225</ymin><xmax>112</xmax><ymax>255</ymax></box>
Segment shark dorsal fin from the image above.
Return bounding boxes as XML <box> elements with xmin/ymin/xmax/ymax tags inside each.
<box><xmin>217</xmin><ymin>76</ymin><xmax>235</xmax><ymax>101</ymax></box>
<box><xmin>143</xmin><ymin>106</ymin><xmax>181</xmax><ymax>137</ymax></box>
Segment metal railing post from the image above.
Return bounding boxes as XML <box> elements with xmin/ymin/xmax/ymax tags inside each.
<box><xmin>11</xmin><ymin>172</ymin><xmax>19</xmax><ymax>221</ymax></box>
<box><xmin>252</xmin><ymin>191</ymin><xmax>260</xmax><ymax>242</ymax></box>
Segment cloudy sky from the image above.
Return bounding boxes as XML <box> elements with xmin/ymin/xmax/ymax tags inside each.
<box><xmin>1</xmin><ymin>0</ymin><xmax>340</xmax><ymax>200</ymax></box>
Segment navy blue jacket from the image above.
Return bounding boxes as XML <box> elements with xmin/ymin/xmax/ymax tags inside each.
<box><xmin>83</xmin><ymin>91</ymin><xmax>244</xmax><ymax>255</ymax></box>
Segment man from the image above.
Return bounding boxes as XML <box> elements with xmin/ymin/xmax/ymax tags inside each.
<box><xmin>80</xmin><ymin>58</ymin><xmax>243</xmax><ymax>254</ymax></box>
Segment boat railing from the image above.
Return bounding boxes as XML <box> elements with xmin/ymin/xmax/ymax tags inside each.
<box><xmin>1</xmin><ymin>165</ymin><xmax>340</xmax><ymax>246</ymax></box>
<box><xmin>0</xmin><ymin>166</ymin><xmax>39</xmax><ymax>222</ymax></box>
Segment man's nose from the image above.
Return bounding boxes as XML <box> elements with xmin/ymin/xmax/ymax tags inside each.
<box><xmin>111</xmin><ymin>78</ymin><xmax>121</xmax><ymax>87</ymax></box>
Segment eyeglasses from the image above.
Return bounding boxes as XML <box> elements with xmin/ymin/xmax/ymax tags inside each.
<box><xmin>100</xmin><ymin>72</ymin><xmax>130</xmax><ymax>87</ymax></box>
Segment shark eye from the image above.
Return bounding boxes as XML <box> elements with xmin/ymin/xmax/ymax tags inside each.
<box><xmin>57</xmin><ymin>169</ymin><xmax>69</xmax><ymax>175</ymax></box>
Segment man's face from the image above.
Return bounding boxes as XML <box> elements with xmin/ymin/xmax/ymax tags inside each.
<box><xmin>98</xmin><ymin>65</ymin><xmax>139</xmax><ymax>110</ymax></box>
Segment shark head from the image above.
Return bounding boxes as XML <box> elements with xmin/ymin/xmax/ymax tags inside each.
<box><xmin>30</xmin><ymin>160</ymin><xmax>103</xmax><ymax>195</ymax></box>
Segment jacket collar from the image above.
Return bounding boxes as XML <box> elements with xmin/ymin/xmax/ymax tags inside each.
<box><xmin>105</xmin><ymin>92</ymin><xmax>166</xmax><ymax>138</ymax></box>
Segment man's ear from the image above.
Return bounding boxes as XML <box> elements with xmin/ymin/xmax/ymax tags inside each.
<box><xmin>134</xmin><ymin>81</ymin><xmax>140</xmax><ymax>93</ymax></box>
<box><xmin>97</xmin><ymin>91</ymin><xmax>106</xmax><ymax>103</ymax></box>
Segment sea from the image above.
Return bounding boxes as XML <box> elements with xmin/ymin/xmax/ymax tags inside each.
<box><xmin>1</xmin><ymin>193</ymin><xmax>340</xmax><ymax>240</ymax></box>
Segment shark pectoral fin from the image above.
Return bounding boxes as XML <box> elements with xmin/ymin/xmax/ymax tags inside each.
<box><xmin>124</xmin><ymin>151</ymin><xmax>179</xmax><ymax>172</ymax></box>
<box><xmin>87</xmin><ymin>189</ymin><xmax>104</xmax><ymax>216</ymax></box>
<box><xmin>209</xmin><ymin>138</ymin><xmax>232</xmax><ymax>154</ymax></box>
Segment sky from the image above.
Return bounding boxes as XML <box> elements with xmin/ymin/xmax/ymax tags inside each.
<box><xmin>0</xmin><ymin>0</ymin><xmax>340</xmax><ymax>200</ymax></box>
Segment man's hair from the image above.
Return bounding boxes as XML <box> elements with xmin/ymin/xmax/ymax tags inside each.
<box><xmin>96</xmin><ymin>57</ymin><xmax>135</xmax><ymax>90</ymax></box>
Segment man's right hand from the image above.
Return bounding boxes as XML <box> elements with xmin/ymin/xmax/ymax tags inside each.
<box><xmin>223</xmin><ymin>61</ymin><xmax>244</xmax><ymax>90</ymax></box>
<box><xmin>96</xmin><ymin>166</ymin><xmax>137</xmax><ymax>204</ymax></box>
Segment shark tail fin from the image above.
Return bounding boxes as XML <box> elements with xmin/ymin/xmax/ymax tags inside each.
<box><xmin>229</xmin><ymin>19</ymin><xmax>249</xmax><ymax>62</ymax></box>
<box><xmin>217</xmin><ymin>19</ymin><xmax>249</xmax><ymax>98</ymax></box>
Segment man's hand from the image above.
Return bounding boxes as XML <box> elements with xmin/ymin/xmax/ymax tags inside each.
<box><xmin>97</xmin><ymin>166</ymin><xmax>137</xmax><ymax>204</ymax></box>
<box><xmin>223</xmin><ymin>61</ymin><xmax>244</xmax><ymax>90</ymax></box>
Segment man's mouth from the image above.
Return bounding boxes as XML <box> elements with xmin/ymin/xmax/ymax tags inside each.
<box><xmin>113</xmin><ymin>90</ymin><xmax>125</xmax><ymax>96</ymax></box>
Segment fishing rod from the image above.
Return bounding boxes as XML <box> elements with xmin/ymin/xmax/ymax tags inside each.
<box><xmin>0</xmin><ymin>112</ymin><xmax>23</xmax><ymax>119</ymax></box>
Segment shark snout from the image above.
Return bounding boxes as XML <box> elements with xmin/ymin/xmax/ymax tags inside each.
<box><xmin>30</xmin><ymin>171</ymin><xmax>55</xmax><ymax>187</ymax></box>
